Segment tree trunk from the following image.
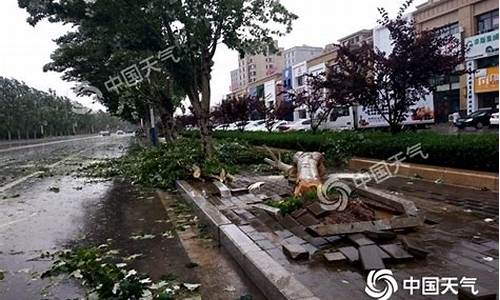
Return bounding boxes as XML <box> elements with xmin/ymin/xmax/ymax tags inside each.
<box><xmin>389</xmin><ymin>122</ymin><xmax>402</xmax><ymax>134</ymax></box>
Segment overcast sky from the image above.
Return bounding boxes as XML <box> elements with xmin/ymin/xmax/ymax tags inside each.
<box><xmin>0</xmin><ymin>0</ymin><xmax>425</xmax><ymax>111</ymax></box>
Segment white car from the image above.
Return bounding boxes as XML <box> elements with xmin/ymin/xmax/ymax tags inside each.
<box><xmin>246</xmin><ymin>120</ymin><xmax>267</xmax><ymax>131</ymax></box>
<box><xmin>489</xmin><ymin>112</ymin><xmax>499</xmax><ymax>126</ymax></box>
<box><xmin>278</xmin><ymin>119</ymin><xmax>311</xmax><ymax>132</ymax></box>
<box><xmin>270</xmin><ymin>120</ymin><xmax>290</xmax><ymax>132</ymax></box>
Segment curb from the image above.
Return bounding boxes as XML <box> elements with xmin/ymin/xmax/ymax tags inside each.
<box><xmin>349</xmin><ymin>157</ymin><xmax>499</xmax><ymax>192</ymax></box>
<box><xmin>175</xmin><ymin>180</ymin><xmax>320</xmax><ymax>300</ymax></box>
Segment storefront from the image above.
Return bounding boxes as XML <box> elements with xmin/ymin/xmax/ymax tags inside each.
<box><xmin>465</xmin><ymin>29</ymin><xmax>499</xmax><ymax>114</ymax></box>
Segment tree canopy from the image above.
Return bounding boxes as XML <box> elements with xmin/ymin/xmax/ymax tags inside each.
<box><xmin>19</xmin><ymin>0</ymin><xmax>297</xmax><ymax>154</ymax></box>
<box><xmin>0</xmin><ymin>77</ymin><xmax>129</xmax><ymax>140</ymax></box>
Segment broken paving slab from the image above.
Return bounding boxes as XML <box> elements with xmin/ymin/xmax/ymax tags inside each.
<box><xmin>212</xmin><ymin>181</ymin><xmax>232</xmax><ymax>199</ymax></box>
<box><xmin>282</xmin><ymin>243</ymin><xmax>309</xmax><ymax>260</ymax></box>
<box><xmin>323</xmin><ymin>252</ymin><xmax>346</xmax><ymax>263</ymax></box>
<box><xmin>363</xmin><ymin>230</ymin><xmax>396</xmax><ymax>242</ymax></box>
<box><xmin>347</xmin><ymin>233</ymin><xmax>375</xmax><ymax>247</ymax></box>
<box><xmin>252</xmin><ymin>203</ymin><xmax>280</xmax><ymax>217</ymax></box>
<box><xmin>380</xmin><ymin>244</ymin><xmax>413</xmax><ymax>260</ymax></box>
<box><xmin>296</xmin><ymin>212</ymin><xmax>321</xmax><ymax>227</ymax></box>
<box><xmin>338</xmin><ymin>246</ymin><xmax>359</xmax><ymax>263</ymax></box>
<box><xmin>282</xmin><ymin>235</ymin><xmax>307</xmax><ymax>245</ymax></box>
<box><xmin>400</xmin><ymin>237</ymin><xmax>430</xmax><ymax>258</ymax></box>
<box><xmin>306</xmin><ymin>202</ymin><xmax>330</xmax><ymax>218</ymax></box>
<box><xmin>359</xmin><ymin>245</ymin><xmax>385</xmax><ymax>271</ymax></box>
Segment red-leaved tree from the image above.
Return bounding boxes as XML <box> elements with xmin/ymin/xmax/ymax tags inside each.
<box><xmin>324</xmin><ymin>0</ymin><xmax>464</xmax><ymax>133</ymax></box>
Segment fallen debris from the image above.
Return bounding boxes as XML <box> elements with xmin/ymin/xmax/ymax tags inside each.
<box><xmin>359</xmin><ymin>245</ymin><xmax>385</xmax><ymax>271</ymax></box>
<box><xmin>282</xmin><ymin>243</ymin><xmax>309</xmax><ymax>260</ymax></box>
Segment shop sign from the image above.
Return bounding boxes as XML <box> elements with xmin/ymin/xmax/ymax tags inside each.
<box><xmin>465</xmin><ymin>30</ymin><xmax>499</xmax><ymax>60</ymax></box>
<box><xmin>475</xmin><ymin>66</ymin><xmax>499</xmax><ymax>93</ymax></box>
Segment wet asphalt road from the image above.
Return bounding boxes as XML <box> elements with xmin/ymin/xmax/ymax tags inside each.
<box><xmin>0</xmin><ymin>135</ymin><xmax>264</xmax><ymax>300</ymax></box>
<box><xmin>0</xmin><ymin>135</ymin><xmax>132</xmax><ymax>299</ymax></box>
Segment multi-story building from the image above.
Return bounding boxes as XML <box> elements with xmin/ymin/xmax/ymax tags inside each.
<box><xmin>414</xmin><ymin>0</ymin><xmax>499</xmax><ymax>118</ymax></box>
<box><xmin>229</xmin><ymin>69</ymin><xmax>240</xmax><ymax>92</ymax></box>
<box><xmin>338</xmin><ymin>29</ymin><xmax>374</xmax><ymax>48</ymax></box>
<box><xmin>237</xmin><ymin>47</ymin><xmax>284</xmax><ymax>88</ymax></box>
<box><xmin>283</xmin><ymin>45</ymin><xmax>323</xmax><ymax>68</ymax></box>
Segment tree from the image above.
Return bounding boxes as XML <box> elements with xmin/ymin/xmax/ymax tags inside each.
<box><xmin>212</xmin><ymin>95</ymin><xmax>260</xmax><ymax>132</ymax></box>
<box><xmin>324</xmin><ymin>0</ymin><xmax>463</xmax><ymax>133</ymax></box>
<box><xmin>0</xmin><ymin>76</ymin><xmax>127</xmax><ymax>140</ymax></box>
<box><xmin>286</xmin><ymin>74</ymin><xmax>345</xmax><ymax>133</ymax></box>
<box><xmin>19</xmin><ymin>0</ymin><xmax>297</xmax><ymax>156</ymax></box>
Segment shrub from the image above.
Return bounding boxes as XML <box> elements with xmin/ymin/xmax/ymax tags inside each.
<box><xmin>212</xmin><ymin>131</ymin><xmax>498</xmax><ymax>172</ymax></box>
<box><xmin>81</xmin><ymin>138</ymin><xmax>271</xmax><ymax>189</ymax></box>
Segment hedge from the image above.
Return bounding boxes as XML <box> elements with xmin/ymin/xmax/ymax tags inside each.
<box><xmin>210</xmin><ymin>131</ymin><xmax>499</xmax><ymax>172</ymax></box>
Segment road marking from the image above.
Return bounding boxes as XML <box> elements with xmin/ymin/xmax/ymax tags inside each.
<box><xmin>0</xmin><ymin>172</ymin><xmax>44</xmax><ymax>193</ymax></box>
<box><xmin>0</xmin><ymin>135</ymin><xmax>101</xmax><ymax>153</ymax></box>
<box><xmin>0</xmin><ymin>146</ymin><xmax>97</xmax><ymax>193</ymax></box>
<box><xmin>0</xmin><ymin>212</ymin><xmax>38</xmax><ymax>230</ymax></box>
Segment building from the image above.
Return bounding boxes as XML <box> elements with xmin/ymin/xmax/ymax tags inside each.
<box><xmin>237</xmin><ymin>46</ymin><xmax>284</xmax><ymax>88</ymax></box>
<box><xmin>283</xmin><ymin>45</ymin><xmax>324</xmax><ymax>68</ymax></box>
<box><xmin>338</xmin><ymin>29</ymin><xmax>374</xmax><ymax>48</ymax></box>
<box><xmin>229</xmin><ymin>69</ymin><xmax>240</xmax><ymax>92</ymax></box>
<box><xmin>414</xmin><ymin>0</ymin><xmax>499</xmax><ymax>118</ymax></box>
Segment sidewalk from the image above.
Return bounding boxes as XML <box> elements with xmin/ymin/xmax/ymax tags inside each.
<box><xmin>176</xmin><ymin>174</ymin><xmax>499</xmax><ymax>300</ymax></box>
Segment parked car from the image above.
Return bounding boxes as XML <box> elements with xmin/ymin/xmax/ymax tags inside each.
<box><xmin>278</xmin><ymin>119</ymin><xmax>311</xmax><ymax>132</ymax></box>
<box><xmin>454</xmin><ymin>108</ymin><xmax>495</xmax><ymax>129</ymax></box>
<box><xmin>116</xmin><ymin>130</ymin><xmax>124</xmax><ymax>135</ymax></box>
<box><xmin>246</xmin><ymin>120</ymin><xmax>267</xmax><ymax>131</ymax></box>
<box><xmin>99</xmin><ymin>130</ymin><xmax>110</xmax><ymax>136</ymax></box>
<box><xmin>270</xmin><ymin>120</ymin><xmax>290</xmax><ymax>132</ymax></box>
<box><xmin>490</xmin><ymin>112</ymin><xmax>499</xmax><ymax>127</ymax></box>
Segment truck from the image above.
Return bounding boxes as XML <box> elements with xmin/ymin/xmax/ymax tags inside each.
<box><xmin>313</xmin><ymin>94</ymin><xmax>435</xmax><ymax>131</ymax></box>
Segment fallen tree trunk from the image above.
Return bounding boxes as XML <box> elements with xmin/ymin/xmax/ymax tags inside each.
<box><xmin>293</xmin><ymin>151</ymin><xmax>325</xmax><ymax>196</ymax></box>
<box><xmin>263</xmin><ymin>147</ymin><xmax>325</xmax><ymax>196</ymax></box>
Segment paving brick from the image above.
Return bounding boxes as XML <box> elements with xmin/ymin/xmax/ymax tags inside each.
<box><xmin>363</xmin><ymin>230</ymin><xmax>396</xmax><ymax>242</ymax></box>
<box><xmin>291</xmin><ymin>208</ymin><xmax>308</xmax><ymax>218</ymax></box>
<box><xmin>325</xmin><ymin>235</ymin><xmax>343</xmax><ymax>244</ymax></box>
<box><xmin>296</xmin><ymin>212</ymin><xmax>320</xmax><ymax>227</ymax></box>
<box><xmin>380</xmin><ymin>243</ymin><xmax>413</xmax><ymax>260</ymax></box>
<box><xmin>252</xmin><ymin>203</ymin><xmax>280</xmax><ymax>217</ymax></box>
<box><xmin>338</xmin><ymin>246</ymin><xmax>359</xmax><ymax>263</ymax></box>
<box><xmin>347</xmin><ymin>233</ymin><xmax>375</xmax><ymax>247</ymax></box>
<box><xmin>302</xmin><ymin>243</ymin><xmax>319</xmax><ymax>256</ymax></box>
<box><xmin>307</xmin><ymin>202</ymin><xmax>330</xmax><ymax>218</ymax></box>
<box><xmin>401</xmin><ymin>237</ymin><xmax>430</xmax><ymax>258</ymax></box>
<box><xmin>275</xmin><ymin>229</ymin><xmax>294</xmax><ymax>240</ymax></box>
<box><xmin>256</xmin><ymin>239</ymin><xmax>277</xmax><ymax>251</ymax></box>
<box><xmin>239</xmin><ymin>225</ymin><xmax>256</xmax><ymax>233</ymax></box>
<box><xmin>307</xmin><ymin>237</ymin><xmax>330</xmax><ymax>249</ymax></box>
<box><xmin>212</xmin><ymin>180</ymin><xmax>232</xmax><ymax>198</ymax></box>
<box><xmin>281</xmin><ymin>214</ymin><xmax>301</xmax><ymax>229</ymax></box>
<box><xmin>282</xmin><ymin>235</ymin><xmax>307</xmax><ymax>245</ymax></box>
<box><xmin>282</xmin><ymin>243</ymin><xmax>309</xmax><ymax>260</ymax></box>
<box><xmin>247</xmin><ymin>231</ymin><xmax>266</xmax><ymax>241</ymax></box>
<box><xmin>323</xmin><ymin>251</ymin><xmax>346</xmax><ymax>263</ymax></box>
<box><xmin>359</xmin><ymin>245</ymin><xmax>385</xmax><ymax>271</ymax></box>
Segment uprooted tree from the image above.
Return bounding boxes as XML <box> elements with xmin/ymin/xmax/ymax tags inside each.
<box><xmin>19</xmin><ymin>0</ymin><xmax>297</xmax><ymax>157</ymax></box>
<box><xmin>323</xmin><ymin>0</ymin><xmax>464</xmax><ymax>133</ymax></box>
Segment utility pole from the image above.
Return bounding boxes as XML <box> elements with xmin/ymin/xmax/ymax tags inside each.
<box><xmin>149</xmin><ymin>106</ymin><xmax>157</xmax><ymax>146</ymax></box>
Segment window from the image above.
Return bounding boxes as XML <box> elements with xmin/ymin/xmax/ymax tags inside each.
<box><xmin>298</xmin><ymin>109</ymin><xmax>307</xmax><ymax>119</ymax></box>
<box><xmin>434</xmin><ymin>22</ymin><xmax>460</xmax><ymax>37</ymax></box>
<box><xmin>476</xmin><ymin>10</ymin><xmax>499</xmax><ymax>34</ymax></box>
<box><xmin>297</xmin><ymin>75</ymin><xmax>305</xmax><ymax>86</ymax></box>
<box><xmin>477</xmin><ymin>56</ymin><xmax>499</xmax><ymax>69</ymax></box>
